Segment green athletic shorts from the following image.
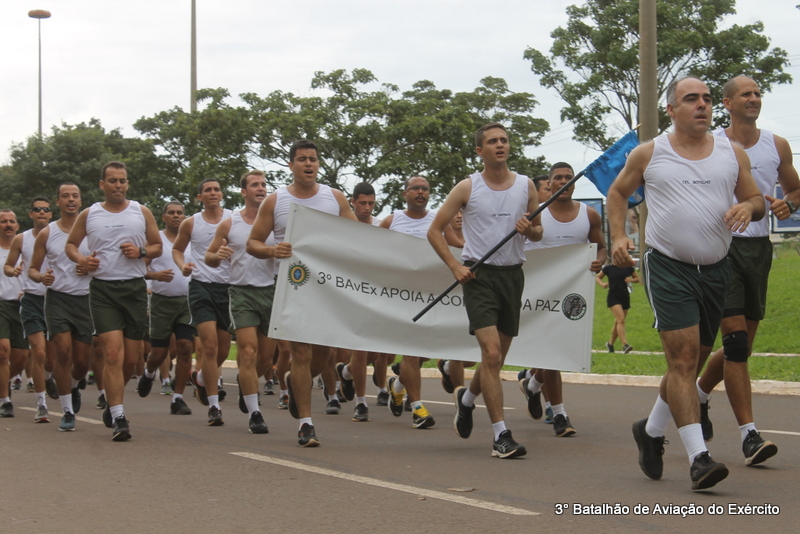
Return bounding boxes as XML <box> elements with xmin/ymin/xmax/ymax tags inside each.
<box><xmin>462</xmin><ymin>262</ymin><xmax>524</xmax><ymax>337</ymax></box>
<box><xmin>229</xmin><ymin>284</ymin><xmax>274</xmax><ymax>337</ymax></box>
<box><xmin>20</xmin><ymin>292</ymin><xmax>47</xmax><ymax>337</ymax></box>
<box><xmin>0</xmin><ymin>300</ymin><xmax>28</xmax><ymax>349</ymax></box>
<box><xmin>642</xmin><ymin>248</ymin><xmax>730</xmax><ymax>347</ymax></box>
<box><xmin>723</xmin><ymin>236</ymin><xmax>772</xmax><ymax>321</ymax></box>
<box><xmin>89</xmin><ymin>278</ymin><xmax>148</xmax><ymax>340</ymax></box>
<box><xmin>149</xmin><ymin>292</ymin><xmax>193</xmax><ymax>342</ymax></box>
<box><xmin>45</xmin><ymin>289</ymin><xmax>93</xmax><ymax>345</ymax></box>
<box><xmin>188</xmin><ymin>279</ymin><xmax>231</xmax><ymax>330</ymax></box>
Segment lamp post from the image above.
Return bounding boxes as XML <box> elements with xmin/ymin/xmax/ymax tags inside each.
<box><xmin>191</xmin><ymin>0</ymin><xmax>197</xmax><ymax>112</ymax></box>
<box><xmin>28</xmin><ymin>9</ymin><xmax>51</xmax><ymax>139</ymax></box>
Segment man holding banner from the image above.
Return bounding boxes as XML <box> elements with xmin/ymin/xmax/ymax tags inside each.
<box><xmin>428</xmin><ymin>122</ymin><xmax>541</xmax><ymax>459</ymax></box>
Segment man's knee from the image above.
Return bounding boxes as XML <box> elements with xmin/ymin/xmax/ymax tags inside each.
<box><xmin>722</xmin><ymin>330</ymin><xmax>750</xmax><ymax>363</ymax></box>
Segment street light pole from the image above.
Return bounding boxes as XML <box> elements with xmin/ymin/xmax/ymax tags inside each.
<box><xmin>28</xmin><ymin>9</ymin><xmax>51</xmax><ymax>139</ymax></box>
<box><xmin>191</xmin><ymin>0</ymin><xmax>197</xmax><ymax>112</ymax></box>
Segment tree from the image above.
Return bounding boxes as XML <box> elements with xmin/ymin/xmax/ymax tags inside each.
<box><xmin>1</xmin><ymin>119</ymin><xmax>178</xmax><ymax>229</ymax></box>
<box><xmin>525</xmin><ymin>0</ymin><xmax>791</xmax><ymax>150</ymax></box>
<box><xmin>135</xmin><ymin>69</ymin><xmax>550</xmax><ymax>212</ymax></box>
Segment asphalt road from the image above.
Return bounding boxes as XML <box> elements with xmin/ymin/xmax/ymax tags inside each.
<box><xmin>2</xmin><ymin>370</ymin><xmax>797</xmax><ymax>534</ymax></box>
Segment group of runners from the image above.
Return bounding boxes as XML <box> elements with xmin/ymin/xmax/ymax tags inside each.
<box><xmin>0</xmin><ymin>74</ymin><xmax>796</xmax><ymax>492</ymax></box>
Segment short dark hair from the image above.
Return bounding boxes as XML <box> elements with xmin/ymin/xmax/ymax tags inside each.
<box><xmin>404</xmin><ymin>175</ymin><xmax>427</xmax><ymax>189</ymax></box>
<box><xmin>532</xmin><ymin>175</ymin><xmax>549</xmax><ymax>191</ymax></box>
<box><xmin>289</xmin><ymin>139</ymin><xmax>318</xmax><ymax>162</ymax></box>
<box><xmin>666</xmin><ymin>76</ymin><xmax>703</xmax><ymax>107</ymax></box>
<box><xmin>352</xmin><ymin>182</ymin><xmax>376</xmax><ymax>200</ymax></box>
<box><xmin>548</xmin><ymin>162</ymin><xmax>574</xmax><ymax>177</ymax></box>
<box><xmin>100</xmin><ymin>161</ymin><xmax>126</xmax><ymax>180</ymax></box>
<box><xmin>198</xmin><ymin>178</ymin><xmax>221</xmax><ymax>194</ymax></box>
<box><xmin>722</xmin><ymin>75</ymin><xmax>755</xmax><ymax>100</ymax></box>
<box><xmin>30</xmin><ymin>196</ymin><xmax>50</xmax><ymax>209</ymax></box>
<box><xmin>57</xmin><ymin>182</ymin><xmax>78</xmax><ymax>197</ymax></box>
<box><xmin>475</xmin><ymin>122</ymin><xmax>507</xmax><ymax>148</ymax></box>
<box><xmin>240</xmin><ymin>170</ymin><xmax>266</xmax><ymax>189</ymax></box>
<box><xmin>162</xmin><ymin>201</ymin><xmax>184</xmax><ymax>215</ymax></box>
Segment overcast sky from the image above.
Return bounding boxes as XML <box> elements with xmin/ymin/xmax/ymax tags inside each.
<box><xmin>2</xmin><ymin>0</ymin><xmax>799</xmax><ymax>201</ymax></box>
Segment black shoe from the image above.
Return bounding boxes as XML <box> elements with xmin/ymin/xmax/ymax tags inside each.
<box><xmin>372</xmin><ymin>370</ymin><xmax>380</xmax><ymax>388</ymax></box>
<box><xmin>437</xmin><ymin>359</ymin><xmax>455</xmax><ymax>394</ymax></box>
<box><xmin>87</xmin><ymin>372</ymin><xmax>96</xmax><ymax>386</ymax></box>
<box><xmin>248</xmin><ymin>411</ymin><xmax>269</xmax><ymax>434</ymax></box>
<box><xmin>71</xmin><ymin>387</ymin><xmax>82</xmax><ymax>414</ymax></box>
<box><xmin>285</xmin><ymin>372</ymin><xmax>299</xmax><ymax>419</ymax></box>
<box><xmin>518</xmin><ymin>378</ymin><xmax>543</xmax><ymax>420</ymax></box>
<box><xmin>386</xmin><ymin>377</ymin><xmax>405</xmax><ymax>417</ymax></box>
<box><xmin>102</xmin><ymin>405</ymin><xmax>113</xmax><ymax>428</ymax></box>
<box><xmin>404</xmin><ymin>396</ymin><xmax>412</xmax><ymax>412</ymax></box>
<box><xmin>605</xmin><ymin>342</ymin><xmax>614</xmax><ymax>353</ymax></box>
<box><xmin>112</xmin><ymin>416</ymin><xmax>131</xmax><ymax>442</ymax></box>
<box><xmin>690</xmin><ymin>451</ymin><xmax>728</xmax><ymax>491</ymax></box>
<box><xmin>742</xmin><ymin>429</ymin><xmax>778</xmax><ymax>466</ymax></box>
<box><xmin>191</xmin><ymin>371</ymin><xmax>208</xmax><ymax>406</ymax></box>
<box><xmin>376</xmin><ymin>390</ymin><xmax>389</xmax><ymax>407</ymax></box>
<box><xmin>207</xmin><ymin>406</ymin><xmax>224</xmax><ymax>426</ymax></box>
<box><xmin>336</xmin><ymin>363</ymin><xmax>355</xmax><ymax>401</ymax></box>
<box><xmin>278</xmin><ymin>394</ymin><xmax>289</xmax><ymax>410</ymax></box>
<box><xmin>170</xmin><ymin>397</ymin><xmax>192</xmax><ymax>415</ymax></box>
<box><xmin>298</xmin><ymin>423</ymin><xmax>320</xmax><ymax>447</ymax></box>
<box><xmin>700</xmin><ymin>400</ymin><xmax>713</xmax><ymax>441</ymax></box>
<box><xmin>0</xmin><ymin>401</ymin><xmax>14</xmax><ymax>418</ymax></box>
<box><xmin>325</xmin><ymin>398</ymin><xmax>341</xmax><ymax>415</ymax></box>
<box><xmin>391</xmin><ymin>362</ymin><xmax>401</xmax><ymax>376</ymax></box>
<box><xmin>264</xmin><ymin>379</ymin><xmax>276</xmax><ymax>395</ymax></box>
<box><xmin>352</xmin><ymin>403</ymin><xmax>370</xmax><ymax>422</ymax></box>
<box><xmin>45</xmin><ymin>376</ymin><xmax>59</xmax><ymax>399</ymax></box>
<box><xmin>492</xmin><ymin>430</ymin><xmax>527</xmax><ymax>459</ymax></box>
<box><xmin>553</xmin><ymin>414</ymin><xmax>576</xmax><ymax>437</ymax></box>
<box><xmin>77</xmin><ymin>377</ymin><xmax>86</xmax><ymax>390</ymax></box>
<box><xmin>453</xmin><ymin>386</ymin><xmax>474</xmax><ymax>439</ymax></box>
<box><xmin>96</xmin><ymin>393</ymin><xmax>107</xmax><ymax>410</ymax></box>
<box><xmin>137</xmin><ymin>374</ymin><xmax>155</xmax><ymax>398</ymax></box>
<box><xmin>632</xmin><ymin>418</ymin><xmax>666</xmax><ymax>480</ymax></box>
<box><xmin>237</xmin><ymin>374</ymin><xmax>247</xmax><ymax>414</ymax></box>
<box><xmin>218</xmin><ymin>388</ymin><xmax>227</xmax><ymax>402</ymax></box>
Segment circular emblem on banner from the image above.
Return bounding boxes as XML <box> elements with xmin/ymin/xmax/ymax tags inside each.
<box><xmin>562</xmin><ymin>293</ymin><xmax>587</xmax><ymax>321</ymax></box>
<box><xmin>288</xmin><ymin>262</ymin><xmax>310</xmax><ymax>290</ymax></box>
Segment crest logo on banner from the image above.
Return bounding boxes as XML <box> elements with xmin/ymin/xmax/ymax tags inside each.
<box><xmin>288</xmin><ymin>262</ymin><xmax>310</xmax><ymax>290</ymax></box>
<box><xmin>562</xmin><ymin>293</ymin><xmax>587</xmax><ymax>321</ymax></box>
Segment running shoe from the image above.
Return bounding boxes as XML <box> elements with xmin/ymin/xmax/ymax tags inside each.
<box><xmin>553</xmin><ymin>414</ymin><xmax>576</xmax><ymax>437</ymax></box>
<box><xmin>191</xmin><ymin>370</ymin><xmax>208</xmax><ymax>406</ymax></box>
<box><xmin>34</xmin><ymin>405</ymin><xmax>50</xmax><ymax>423</ymax></box>
<box><xmin>742</xmin><ymin>429</ymin><xmax>778</xmax><ymax>466</ymax></box>
<box><xmin>96</xmin><ymin>393</ymin><xmax>107</xmax><ymax>410</ymax></box>
<box><xmin>278</xmin><ymin>394</ymin><xmax>289</xmax><ymax>410</ymax></box>
<box><xmin>137</xmin><ymin>374</ymin><xmax>155</xmax><ymax>398</ymax></box>
<box><xmin>690</xmin><ymin>451</ymin><xmax>728</xmax><ymax>491</ymax></box>
<box><xmin>45</xmin><ymin>375</ymin><xmax>59</xmax><ymax>399</ymax></box>
<box><xmin>622</xmin><ymin>344</ymin><xmax>633</xmax><ymax>354</ymax></box>
<box><xmin>352</xmin><ymin>403</ymin><xmax>370</xmax><ymax>422</ymax></box>
<box><xmin>325</xmin><ymin>398</ymin><xmax>341</xmax><ymax>415</ymax></box>
<box><xmin>518</xmin><ymin>378</ymin><xmax>543</xmax><ymax>420</ymax></box>
<box><xmin>453</xmin><ymin>386</ymin><xmax>474</xmax><ymax>439</ymax></box>
<box><xmin>412</xmin><ymin>405</ymin><xmax>435</xmax><ymax>429</ymax></box>
<box><xmin>387</xmin><ymin>377</ymin><xmax>405</xmax><ymax>417</ymax></box>
<box><xmin>376</xmin><ymin>390</ymin><xmax>389</xmax><ymax>407</ymax></box>
<box><xmin>11</xmin><ymin>377</ymin><xmax>21</xmax><ymax>390</ymax></box>
<box><xmin>59</xmin><ymin>411</ymin><xmax>75</xmax><ymax>431</ymax></box>
<box><xmin>207</xmin><ymin>406</ymin><xmax>224</xmax><ymax>426</ymax></box>
<box><xmin>160</xmin><ymin>382</ymin><xmax>173</xmax><ymax>396</ymax></box>
<box><xmin>298</xmin><ymin>423</ymin><xmax>320</xmax><ymax>447</ymax></box>
<box><xmin>437</xmin><ymin>359</ymin><xmax>455</xmax><ymax>394</ymax></box>
<box><xmin>264</xmin><ymin>379</ymin><xmax>275</xmax><ymax>396</ymax></box>
<box><xmin>26</xmin><ymin>382</ymin><xmax>35</xmax><ymax>393</ymax></box>
<box><xmin>170</xmin><ymin>397</ymin><xmax>192</xmax><ymax>415</ymax></box>
<box><xmin>102</xmin><ymin>405</ymin><xmax>112</xmax><ymax>428</ymax></box>
<box><xmin>336</xmin><ymin>363</ymin><xmax>355</xmax><ymax>401</ymax></box>
<box><xmin>248</xmin><ymin>411</ymin><xmax>269</xmax><ymax>434</ymax></box>
<box><xmin>544</xmin><ymin>406</ymin><xmax>554</xmax><ymax>424</ymax></box>
<box><xmin>492</xmin><ymin>430</ymin><xmax>526</xmax><ymax>459</ymax></box>
<box><xmin>285</xmin><ymin>372</ymin><xmax>299</xmax><ymax>419</ymax></box>
<box><xmin>605</xmin><ymin>342</ymin><xmax>614</xmax><ymax>353</ymax></box>
<box><xmin>632</xmin><ymin>418</ymin><xmax>666</xmax><ymax>480</ymax></box>
<box><xmin>0</xmin><ymin>401</ymin><xmax>14</xmax><ymax>418</ymax></box>
<box><xmin>112</xmin><ymin>416</ymin><xmax>131</xmax><ymax>442</ymax></box>
<box><xmin>700</xmin><ymin>400</ymin><xmax>713</xmax><ymax>441</ymax></box>
<box><xmin>71</xmin><ymin>386</ymin><xmax>82</xmax><ymax>414</ymax></box>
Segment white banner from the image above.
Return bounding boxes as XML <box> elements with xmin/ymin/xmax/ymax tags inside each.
<box><xmin>269</xmin><ymin>204</ymin><xmax>596</xmax><ymax>372</ymax></box>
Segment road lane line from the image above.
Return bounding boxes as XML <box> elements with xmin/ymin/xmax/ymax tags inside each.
<box><xmin>19</xmin><ymin>406</ymin><xmax>103</xmax><ymax>425</ymax></box>
<box><xmin>761</xmin><ymin>430</ymin><xmax>800</xmax><ymax>436</ymax></box>
<box><xmin>230</xmin><ymin>451</ymin><xmax>538</xmax><ymax>516</ymax></box>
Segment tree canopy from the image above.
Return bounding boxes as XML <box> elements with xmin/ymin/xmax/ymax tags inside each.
<box><xmin>525</xmin><ymin>0</ymin><xmax>791</xmax><ymax>150</ymax></box>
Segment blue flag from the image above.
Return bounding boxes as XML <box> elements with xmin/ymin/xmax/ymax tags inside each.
<box><xmin>583</xmin><ymin>130</ymin><xmax>643</xmax><ymax>207</ymax></box>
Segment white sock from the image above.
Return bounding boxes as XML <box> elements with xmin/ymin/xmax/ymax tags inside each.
<box><xmin>552</xmin><ymin>403</ymin><xmax>566</xmax><ymax>417</ymax></box>
<box><xmin>45</xmin><ymin>372</ymin><xmax>53</xmax><ymax>380</ymax></box>
<box><xmin>162</xmin><ymin>378</ymin><xmax>171</xmax><ymax>385</ymax></box>
<box><xmin>172</xmin><ymin>393</ymin><xmax>183</xmax><ymax>401</ymax></box>
<box><xmin>59</xmin><ymin>395</ymin><xmax>73</xmax><ymax>414</ymax></box>
<box><xmin>98</xmin><ymin>389</ymin><xmax>106</xmax><ymax>397</ymax></box>
<box><xmin>36</xmin><ymin>392</ymin><xmax>46</xmax><ymax>407</ymax></box>
<box><xmin>244</xmin><ymin>393</ymin><xmax>259</xmax><ymax>415</ymax></box>
<box><xmin>144</xmin><ymin>368</ymin><xmax>156</xmax><ymax>380</ymax></box>
<box><xmin>378</xmin><ymin>387</ymin><xmax>388</xmax><ymax>394</ymax></box>
<box><xmin>740</xmin><ymin>422</ymin><xmax>757</xmax><ymax>442</ymax></box>
<box><xmin>356</xmin><ymin>396</ymin><xmax>366</xmax><ymax>405</ymax></box>
<box><xmin>678</xmin><ymin>423</ymin><xmax>707</xmax><ymax>464</ymax></box>
<box><xmin>195</xmin><ymin>370</ymin><xmax>205</xmax><ymax>387</ymax></box>
<box><xmin>492</xmin><ymin>421</ymin><xmax>507</xmax><ymax>440</ymax></box>
<box><xmin>696</xmin><ymin>382</ymin><xmax>710</xmax><ymax>404</ymax></box>
<box><xmin>461</xmin><ymin>388</ymin><xmax>477</xmax><ymax>407</ymax></box>
<box><xmin>208</xmin><ymin>395</ymin><xmax>220</xmax><ymax>409</ymax></box>
<box><xmin>544</xmin><ymin>400</ymin><xmax>552</xmax><ymax>410</ymax></box>
<box><xmin>645</xmin><ymin>396</ymin><xmax>672</xmax><ymax>438</ymax></box>
<box><xmin>109</xmin><ymin>404</ymin><xmax>124</xmax><ymax>420</ymax></box>
<box><xmin>411</xmin><ymin>400</ymin><xmax>422</xmax><ymax>411</ymax></box>
<box><xmin>0</xmin><ymin>397</ymin><xmax>10</xmax><ymax>403</ymax></box>
<box><xmin>442</xmin><ymin>361</ymin><xmax>450</xmax><ymax>375</ymax></box>
<box><xmin>71</xmin><ymin>378</ymin><xmax>78</xmax><ymax>389</ymax></box>
<box><xmin>299</xmin><ymin>417</ymin><xmax>312</xmax><ymax>429</ymax></box>
<box><xmin>27</xmin><ymin>378</ymin><xmax>34</xmax><ymax>385</ymax></box>
<box><xmin>392</xmin><ymin>378</ymin><xmax>405</xmax><ymax>394</ymax></box>
<box><xmin>341</xmin><ymin>365</ymin><xmax>352</xmax><ymax>380</ymax></box>
<box><xmin>280</xmin><ymin>389</ymin><xmax>288</xmax><ymax>397</ymax></box>
<box><xmin>527</xmin><ymin>376</ymin><xmax>543</xmax><ymax>393</ymax></box>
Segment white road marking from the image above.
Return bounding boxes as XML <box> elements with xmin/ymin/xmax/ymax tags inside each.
<box><xmin>761</xmin><ymin>430</ymin><xmax>800</xmax><ymax>437</ymax></box>
<box><xmin>231</xmin><ymin>451</ymin><xmax>538</xmax><ymax>516</ymax></box>
<box><xmin>19</xmin><ymin>406</ymin><xmax>103</xmax><ymax>425</ymax></box>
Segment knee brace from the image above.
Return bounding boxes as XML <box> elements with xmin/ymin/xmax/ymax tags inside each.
<box><xmin>722</xmin><ymin>330</ymin><xmax>750</xmax><ymax>362</ymax></box>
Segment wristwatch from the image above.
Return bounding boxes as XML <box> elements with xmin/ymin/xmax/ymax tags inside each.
<box><xmin>785</xmin><ymin>200</ymin><xmax>797</xmax><ymax>214</ymax></box>
<box><xmin>138</xmin><ymin>247</ymin><xmax>147</xmax><ymax>258</ymax></box>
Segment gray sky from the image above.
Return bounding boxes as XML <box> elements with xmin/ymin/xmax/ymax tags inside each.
<box><xmin>2</xmin><ymin>0</ymin><xmax>798</xmax><ymax>201</ymax></box>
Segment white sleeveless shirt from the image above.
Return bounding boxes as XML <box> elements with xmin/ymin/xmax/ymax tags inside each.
<box><xmin>644</xmin><ymin>134</ymin><xmax>739</xmax><ymax>264</ymax></box>
<box><xmin>273</xmin><ymin>184</ymin><xmax>340</xmax><ymax>242</ymax></box>
<box><xmin>714</xmin><ymin>128</ymin><xmax>778</xmax><ymax>238</ymax></box>
<box><xmin>526</xmin><ymin>202</ymin><xmax>590</xmax><ymax>250</ymax></box>
<box><xmin>85</xmin><ymin>200</ymin><xmax>147</xmax><ymax>281</ymax></box>
<box><xmin>227</xmin><ymin>211</ymin><xmax>274</xmax><ymax>287</ymax></box>
<box><xmin>0</xmin><ymin>246</ymin><xmax>22</xmax><ymax>301</ymax></box>
<box><xmin>462</xmin><ymin>172</ymin><xmax>529</xmax><ymax>266</ymax></box>
<box><xmin>388</xmin><ymin>209</ymin><xmax>436</xmax><ymax>238</ymax></box>
<box><xmin>189</xmin><ymin>209</ymin><xmax>232</xmax><ymax>284</ymax></box>
<box><xmin>149</xmin><ymin>230</ymin><xmax>190</xmax><ymax>297</ymax></box>
<box><xmin>45</xmin><ymin>221</ymin><xmax>91</xmax><ymax>296</ymax></box>
<box><xmin>21</xmin><ymin>229</ymin><xmax>46</xmax><ymax>296</ymax></box>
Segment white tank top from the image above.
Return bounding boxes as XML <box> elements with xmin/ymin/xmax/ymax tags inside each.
<box><xmin>46</xmin><ymin>221</ymin><xmax>91</xmax><ymax>296</ymax></box>
<box><xmin>462</xmin><ymin>173</ymin><xmax>529</xmax><ymax>266</ymax></box>
<box><xmin>389</xmin><ymin>209</ymin><xmax>436</xmax><ymax>238</ymax></box>
<box><xmin>21</xmin><ymin>229</ymin><xmax>46</xmax><ymax>296</ymax></box>
<box><xmin>644</xmin><ymin>134</ymin><xmax>739</xmax><ymax>264</ymax></box>
<box><xmin>273</xmin><ymin>185</ymin><xmax>340</xmax><ymax>242</ymax></box>
<box><xmin>85</xmin><ymin>200</ymin><xmax>147</xmax><ymax>281</ymax></box>
<box><xmin>149</xmin><ymin>230</ymin><xmax>190</xmax><ymax>297</ymax></box>
<box><xmin>370</xmin><ymin>216</ymin><xmax>382</xmax><ymax>227</ymax></box>
<box><xmin>714</xmin><ymin>128</ymin><xmax>778</xmax><ymax>238</ymax></box>
<box><xmin>0</xmin><ymin>246</ymin><xmax>22</xmax><ymax>301</ymax></box>
<box><xmin>228</xmin><ymin>211</ymin><xmax>274</xmax><ymax>287</ymax></box>
<box><xmin>189</xmin><ymin>209</ymin><xmax>232</xmax><ymax>284</ymax></box>
<box><xmin>525</xmin><ymin>202</ymin><xmax>590</xmax><ymax>250</ymax></box>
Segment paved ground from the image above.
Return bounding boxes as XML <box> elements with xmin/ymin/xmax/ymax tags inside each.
<box><xmin>2</xmin><ymin>370</ymin><xmax>797</xmax><ymax>533</ymax></box>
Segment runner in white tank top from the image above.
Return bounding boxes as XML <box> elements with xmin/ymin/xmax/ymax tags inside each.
<box><xmin>0</xmin><ymin>209</ymin><xmax>25</xmax><ymax>419</ymax></box>
<box><xmin>247</xmin><ymin>140</ymin><xmax>356</xmax><ymax>447</ymax></box>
